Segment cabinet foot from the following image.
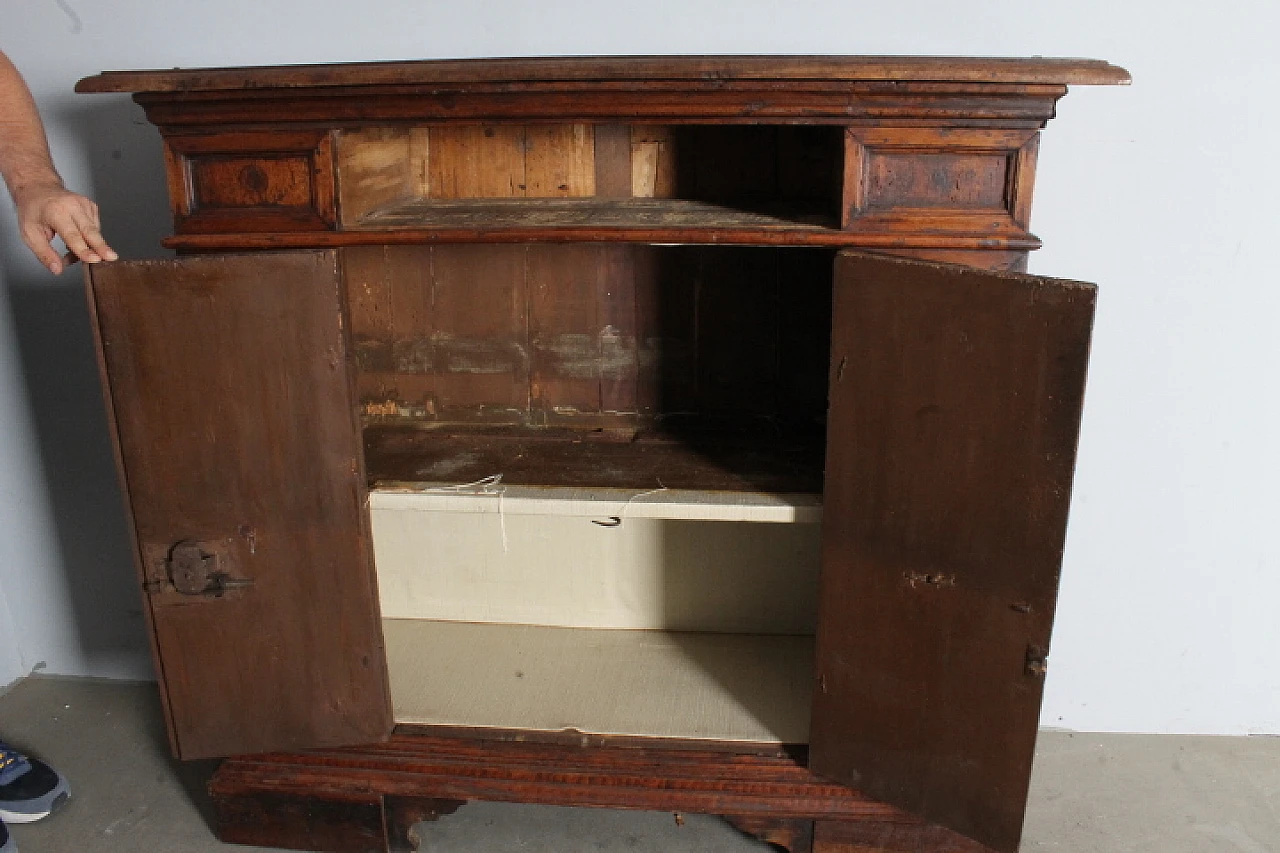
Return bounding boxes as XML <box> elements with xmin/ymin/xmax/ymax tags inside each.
<box><xmin>211</xmin><ymin>788</ymin><xmax>386</xmax><ymax>852</ymax></box>
<box><xmin>811</xmin><ymin>819</ymin><xmax>989</xmax><ymax>852</ymax></box>
<box><xmin>384</xmin><ymin>796</ymin><xmax>466</xmax><ymax>852</ymax></box>
<box><xmin>725</xmin><ymin>815</ymin><xmax>814</xmax><ymax>853</ymax></box>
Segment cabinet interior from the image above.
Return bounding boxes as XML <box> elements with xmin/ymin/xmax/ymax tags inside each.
<box><xmin>345</xmin><ymin>243</ymin><xmax>835</xmax><ymax>743</ymax></box>
<box><xmin>336</xmin><ymin>123</ymin><xmax>845</xmax><ymax>231</ymax></box>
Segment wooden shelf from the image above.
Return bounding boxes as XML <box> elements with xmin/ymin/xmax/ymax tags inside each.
<box><xmin>354</xmin><ymin>198</ymin><xmax>839</xmax><ymax>233</ymax></box>
<box><xmin>364</xmin><ymin>424</ymin><xmax>825</xmax><ymax>494</ymax></box>
<box><xmin>384</xmin><ymin>619</ymin><xmax>814</xmax><ymax>744</ymax></box>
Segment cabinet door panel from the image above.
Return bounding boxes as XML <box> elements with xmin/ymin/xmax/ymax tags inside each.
<box><xmin>810</xmin><ymin>251</ymin><xmax>1095</xmax><ymax>852</ymax></box>
<box><xmin>87</xmin><ymin>251</ymin><xmax>391</xmax><ymax>759</ymax></box>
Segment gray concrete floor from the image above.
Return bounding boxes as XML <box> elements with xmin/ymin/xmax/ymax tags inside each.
<box><xmin>0</xmin><ymin>677</ymin><xmax>1276</xmax><ymax>852</ymax></box>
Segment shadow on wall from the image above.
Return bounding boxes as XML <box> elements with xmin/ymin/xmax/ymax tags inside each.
<box><xmin>1</xmin><ymin>95</ymin><xmax>171</xmax><ymax>677</ymax></box>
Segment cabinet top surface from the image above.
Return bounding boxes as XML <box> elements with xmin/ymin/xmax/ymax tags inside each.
<box><xmin>76</xmin><ymin>55</ymin><xmax>1130</xmax><ymax>94</ymax></box>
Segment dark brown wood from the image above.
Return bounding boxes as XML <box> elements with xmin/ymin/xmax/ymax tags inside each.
<box><xmin>364</xmin><ymin>424</ymin><xmax>824</xmax><ymax>494</ymax></box>
<box><xmin>80</xmin><ymin>53</ymin><xmax>1122</xmax><ymax>853</ymax></box>
<box><xmin>727</xmin><ymin>815</ymin><xmax>816</xmax><ymax>853</ymax></box>
<box><xmin>358</xmin><ymin>198</ymin><xmax>836</xmax><ymax>230</ymax></box>
<box><xmin>75</xmin><ymin>55</ymin><xmax>1131</xmax><ymax>93</ymax></box>
<box><xmin>810</xmin><ymin>252</ymin><xmax>1096</xmax><ymax>852</ymax></box>
<box><xmin>211</xmin><ymin>731</ymin><xmax>896</xmax><ymax>822</ymax></box>
<box><xmin>212</xmin><ymin>789</ymin><xmax>386</xmax><ymax>853</ymax></box>
<box><xmin>812</xmin><ymin>819</ymin><xmax>989</xmax><ymax>853</ymax></box>
<box><xmin>345</xmin><ymin>244</ymin><xmax>834</xmax><ymax>430</ymax></box>
<box><xmin>87</xmin><ymin>252</ymin><xmax>392</xmax><ymax>759</ymax></box>
<box><xmin>130</xmin><ymin>84</ymin><xmax>1072</xmax><ymax>128</ymax></box>
<box><xmin>164</xmin><ymin>225</ymin><xmax>1042</xmax><ymax>252</ymax></box>
<box><xmin>382</xmin><ymin>796</ymin><xmax>464</xmax><ymax>853</ymax></box>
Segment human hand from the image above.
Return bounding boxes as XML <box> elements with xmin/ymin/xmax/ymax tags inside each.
<box><xmin>14</xmin><ymin>183</ymin><xmax>117</xmax><ymax>274</ymax></box>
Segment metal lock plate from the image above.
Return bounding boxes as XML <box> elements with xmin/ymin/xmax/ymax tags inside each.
<box><xmin>147</xmin><ymin>539</ymin><xmax>254</xmax><ymax>598</ymax></box>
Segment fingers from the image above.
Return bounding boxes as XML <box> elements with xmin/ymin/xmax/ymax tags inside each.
<box><xmin>20</xmin><ymin>222</ymin><xmax>64</xmax><ymax>275</ymax></box>
<box><xmin>44</xmin><ymin>199</ymin><xmax>108</xmax><ymax>264</ymax></box>
<box><xmin>18</xmin><ymin>191</ymin><xmax>119</xmax><ymax>273</ymax></box>
<box><xmin>74</xmin><ymin>209</ymin><xmax>118</xmax><ymax>263</ymax></box>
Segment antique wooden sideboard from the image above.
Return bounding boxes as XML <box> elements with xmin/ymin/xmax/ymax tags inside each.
<box><xmin>75</xmin><ymin>56</ymin><xmax>1128</xmax><ymax>853</ymax></box>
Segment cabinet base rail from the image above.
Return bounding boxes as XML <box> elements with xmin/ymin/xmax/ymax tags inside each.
<box><xmin>209</xmin><ymin>730</ymin><xmax>988</xmax><ymax>852</ymax></box>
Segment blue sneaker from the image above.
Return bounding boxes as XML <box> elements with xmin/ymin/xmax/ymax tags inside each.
<box><xmin>0</xmin><ymin>818</ymin><xmax>14</xmax><ymax>852</ymax></box>
<box><xmin>0</xmin><ymin>743</ymin><xmax>69</xmax><ymax>825</ymax></box>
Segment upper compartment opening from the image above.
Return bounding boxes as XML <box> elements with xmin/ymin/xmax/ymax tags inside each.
<box><xmin>336</xmin><ymin>123</ymin><xmax>845</xmax><ymax>233</ymax></box>
<box><xmin>346</xmin><ymin>243</ymin><xmax>835</xmax><ymax>495</ymax></box>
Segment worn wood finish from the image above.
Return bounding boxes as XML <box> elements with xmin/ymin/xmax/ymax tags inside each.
<box><xmin>164</xmin><ymin>130</ymin><xmax>335</xmax><ymax>234</ymax></box>
<box><xmin>214</xmin><ymin>789</ymin><xmax>387</xmax><ymax>853</ymax></box>
<box><xmin>810</xmin><ymin>253</ymin><xmax>1095</xmax><ymax>852</ymax></box>
<box><xmin>164</xmin><ymin>225</ymin><xmax>1043</xmax><ymax>255</ymax></box>
<box><xmin>87</xmin><ymin>253</ymin><xmax>392</xmax><ymax>759</ymax></box>
<box><xmin>75</xmin><ymin>55</ymin><xmax>1131</xmax><ymax>92</ymax></box>
<box><xmin>383</xmin><ymin>797</ymin><xmax>464</xmax><ymax>853</ymax></box>
<box><xmin>812</xmin><ymin>820</ymin><xmax>989</xmax><ymax>853</ymax></box>
<box><xmin>212</xmin><ymin>731</ymin><xmax>897</xmax><ymax>821</ymax></box>
<box><xmin>205</xmin><ymin>731</ymin><xmax>992</xmax><ymax>853</ymax></box>
<box><xmin>346</xmin><ymin>244</ymin><xmax>833</xmax><ymax>430</ymax></box>
<box><xmin>727</xmin><ymin>815</ymin><xmax>816</xmax><ymax>853</ymax></box>
<box><xmin>79</xmin><ymin>54</ymin><xmax>1122</xmax><ymax>853</ymax></box>
<box><xmin>131</xmin><ymin>85</ymin><xmax>1072</xmax><ymax>130</ymax></box>
<box><xmin>364</xmin><ymin>424</ymin><xmax>825</xmax><ymax>493</ymax></box>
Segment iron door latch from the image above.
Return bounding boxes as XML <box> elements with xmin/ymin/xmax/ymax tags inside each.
<box><xmin>146</xmin><ymin>540</ymin><xmax>254</xmax><ymax>597</ymax></box>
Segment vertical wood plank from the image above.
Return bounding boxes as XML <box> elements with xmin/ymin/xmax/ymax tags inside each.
<box><xmin>342</xmin><ymin>246</ymin><xmax>395</xmax><ymax>410</ymax></box>
<box><xmin>427</xmin><ymin>125</ymin><xmax>527</xmax><ymax>198</ymax></box>
<box><xmin>1009</xmin><ymin>133</ymin><xmax>1040</xmax><ymax>229</ymax></box>
<box><xmin>527</xmin><ymin>244</ymin><xmax>604</xmax><ymax>417</ymax></box>
<box><xmin>409</xmin><ymin>127</ymin><xmax>432</xmax><ymax>197</ymax></box>
<box><xmin>428</xmin><ymin>244</ymin><xmax>529</xmax><ymax>417</ymax></box>
<box><xmin>386</xmin><ymin>245</ymin><xmax>437</xmax><ymax>418</ymax></box>
<box><xmin>597</xmin><ymin>245</ymin><xmax>639</xmax><ymax>414</ymax></box>
<box><xmin>841</xmin><ymin>131</ymin><xmax>869</xmax><ymax>229</ymax></box>
<box><xmin>630</xmin><ymin>125</ymin><xmax>677</xmax><ymax>198</ymax></box>
<box><xmin>525</xmin><ymin>124</ymin><xmax>596</xmax><ymax>197</ymax></box>
<box><xmin>336</xmin><ymin>128</ymin><xmax>414</xmax><ymax>225</ymax></box>
<box><xmin>593</xmin><ymin>123</ymin><xmax>633</xmax><ymax>199</ymax></box>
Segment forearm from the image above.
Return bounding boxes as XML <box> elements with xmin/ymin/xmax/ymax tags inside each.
<box><xmin>0</xmin><ymin>51</ymin><xmax>64</xmax><ymax>203</ymax></box>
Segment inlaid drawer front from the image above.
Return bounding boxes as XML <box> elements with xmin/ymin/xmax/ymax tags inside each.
<box><xmin>164</xmin><ymin>130</ymin><xmax>336</xmax><ymax>233</ymax></box>
<box><xmin>842</xmin><ymin>127</ymin><xmax>1039</xmax><ymax>239</ymax></box>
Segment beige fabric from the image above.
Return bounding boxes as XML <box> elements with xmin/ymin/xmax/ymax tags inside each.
<box><xmin>384</xmin><ymin>619</ymin><xmax>814</xmax><ymax>743</ymax></box>
<box><xmin>371</xmin><ymin>487</ymin><xmax>822</xmax><ymax>633</ymax></box>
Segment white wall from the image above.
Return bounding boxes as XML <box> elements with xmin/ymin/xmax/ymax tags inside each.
<box><xmin>0</xmin><ymin>0</ymin><xmax>1276</xmax><ymax>733</ymax></box>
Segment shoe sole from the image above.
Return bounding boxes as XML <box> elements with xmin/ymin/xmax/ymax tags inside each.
<box><xmin>0</xmin><ymin>774</ymin><xmax>70</xmax><ymax>824</ymax></box>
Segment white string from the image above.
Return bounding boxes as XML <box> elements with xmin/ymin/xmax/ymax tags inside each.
<box><xmin>593</xmin><ymin>482</ymin><xmax>669</xmax><ymax>527</ymax></box>
<box><xmin>399</xmin><ymin>474</ymin><xmax>509</xmax><ymax>552</ymax></box>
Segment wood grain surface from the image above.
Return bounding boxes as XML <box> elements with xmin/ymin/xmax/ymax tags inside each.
<box><xmin>810</xmin><ymin>252</ymin><xmax>1095</xmax><ymax>852</ymax></box>
<box><xmin>88</xmin><ymin>252</ymin><xmax>392</xmax><ymax>759</ymax></box>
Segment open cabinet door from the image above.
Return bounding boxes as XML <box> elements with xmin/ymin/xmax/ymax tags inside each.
<box><xmin>810</xmin><ymin>252</ymin><xmax>1095</xmax><ymax>852</ymax></box>
<box><xmin>87</xmin><ymin>251</ymin><xmax>392</xmax><ymax>760</ymax></box>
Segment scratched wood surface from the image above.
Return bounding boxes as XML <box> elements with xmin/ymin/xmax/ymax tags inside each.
<box><xmin>810</xmin><ymin>252</ymin><xmax>1096</xmax><ymax>852</ymax></box>
<box><xmin>87</xmin><ymin>252</ymin><xmax>392</xmax><ymax>759</ymax></box>
<box><xmin>343</xmin><ymin>244</ymin><xmax>834</xmax><ymax>435</ymax></box>
<box><xmin>364</xmin><ymin>424</ymin><xmax>825</xmax><ymax>493</ymax></box>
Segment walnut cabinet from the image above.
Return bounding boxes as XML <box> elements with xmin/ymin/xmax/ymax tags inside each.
<box><xmin>76</xmin><ymin>56</ymin><xmax>1128</xmax><ymax>853</ymax></box>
